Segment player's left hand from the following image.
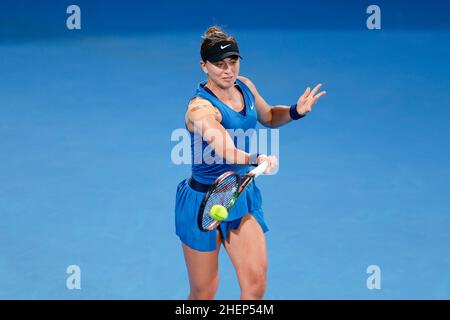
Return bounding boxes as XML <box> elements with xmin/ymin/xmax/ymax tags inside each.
<box><xmin>296</xmin><ymin>83</ymin><xmax>327</xmax><ymax>116</ymax></box>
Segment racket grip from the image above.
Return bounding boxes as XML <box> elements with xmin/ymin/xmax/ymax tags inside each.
<box><xmin>250</xmin><ymin>161</ymin><xmax>269</xmax><ymax>177</ymax></box>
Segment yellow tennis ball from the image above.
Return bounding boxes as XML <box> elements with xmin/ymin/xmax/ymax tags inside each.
<box><xmin>210</xmin><ymin>204</ymin><xmax>229</xmax><ymax>221</ymax></box>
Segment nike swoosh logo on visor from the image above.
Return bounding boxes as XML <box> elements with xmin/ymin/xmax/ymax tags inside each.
<box><xmin>220</xmin><ymin>44</ymin><xmax>231</xmax><ymax>49</ymax></box>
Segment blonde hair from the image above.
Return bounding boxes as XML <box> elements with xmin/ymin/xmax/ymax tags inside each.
<box><xmin>200</xmin><ymin>26</ymin><xmax>237</xmax><ymax>61</ymax></box>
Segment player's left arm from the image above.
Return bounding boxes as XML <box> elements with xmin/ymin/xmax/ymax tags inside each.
<box><xmin>238</xmin><ymin>76</ymin><xmax>326</xmax><ymax>128</ymax></box>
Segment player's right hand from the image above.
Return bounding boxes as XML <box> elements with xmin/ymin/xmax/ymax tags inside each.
<box><xmin>257</xmin><ymin>154</ymin><xmax>278</xmax><ymax>174</ymax></box>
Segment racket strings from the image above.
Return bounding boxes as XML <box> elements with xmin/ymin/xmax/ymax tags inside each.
<box><xmin>201</xmin><ymin>174</ymin><xmax>239</xmax><ymax>229</ymax></box>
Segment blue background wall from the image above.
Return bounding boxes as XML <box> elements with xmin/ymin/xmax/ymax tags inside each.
<box><xmin>1</xmin><ymin>0</ymin><xmax>450</xmax><ymax>41</ymax></box>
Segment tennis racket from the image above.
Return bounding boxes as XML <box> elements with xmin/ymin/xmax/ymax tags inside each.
<box><xmin>198</xmin><ymin>161</ymin><xmax>269</xmax><ymax>231</ymax></box>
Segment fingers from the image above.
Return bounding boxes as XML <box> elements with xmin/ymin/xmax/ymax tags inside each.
<box><xmin>304</xmin><ymin>90</ymin><xmax>326</xmax><ymax>113</ymax></box>
<box><xmin>264</xmin><ymin>155</ymin><xmax>278</xmax><ymax>174</ymax></box>
<box><xmin>298</xmin><ymin>84</ymin><xmax>327</xmax><ymax>113</ymax></box>
<box><xmin>309</xmin><ymin>83</ymin><xmax>322</xmax><ymax>97</ymax></box>
<box><xmin>313</xmin><ymin>90</ymin><xmax>327</xmax><ymax>102</ymax></box>
<box><xmin>268</xmin><ymin>156</ymin><xmax>278</xmax><ymax>174</ymax></box>
<box><xmin>257</xmin><ymin>154</ymin><xmax>268</xmax><ymax>166</ymax></box>
<box><xmin>301</xmin><ymin>84</ymin><xmax>326</xmax><ymax>101</ymax></box>
<box><xmin>256</xmin><ymin>154</ymin><xmax>278</xmax><ymax>174</ymax></box>
<box><xmin>301</xmin><ymin>87</ymin><xmax>311</xmax><ymax>100</ymax></box>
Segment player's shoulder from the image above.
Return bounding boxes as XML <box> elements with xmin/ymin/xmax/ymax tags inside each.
<box><xmin>188</xmin><ymin>97</ymin><xmax>213</xmax><ymax>109</ymax></box>
<box><xmin>237</xmin><ymin>76</ymin><xmax>257</xmax><ymax>93</ymax></box>
<box><xmin>237</xmin><ymin>75</ymin><xmax>254</xmax><ymax>87</ymax></box>
<box><xmin>186</xmin><ymin>97</ymin><xmax>219</xmax><ymax>121</ymax></box>
<box><xmin>189</xmin><ymin>97</ymin><xmax>212</xmax><ymax>106</ymax></box>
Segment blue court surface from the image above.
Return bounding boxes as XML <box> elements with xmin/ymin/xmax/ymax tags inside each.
<box><xmin>1</xmin><ymin>1</ymin><xmax>450</xmax><ymax>299</ymax></box>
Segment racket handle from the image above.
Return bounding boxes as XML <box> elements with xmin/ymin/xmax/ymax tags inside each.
<box><xmin>250</xmin><ymin>161</ymin><xmax>269</xmax><ymax>177</ymax></box>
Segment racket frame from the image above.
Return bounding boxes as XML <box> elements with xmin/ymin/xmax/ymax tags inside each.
<box><xmin>197</xmin><ymin>162</ymin><xmax>268</xmax><ymax>231</ymax></box>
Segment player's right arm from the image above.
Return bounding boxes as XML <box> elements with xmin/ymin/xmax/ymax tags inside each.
<box><xmin>186</xmin><ymin>97</ymin><xmax>253</xmax><ymax>165</ymax></box>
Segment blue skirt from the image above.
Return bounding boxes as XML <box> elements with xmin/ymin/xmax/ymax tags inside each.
<box><xmin>175</xmin><ymin>178</ymin><xmax>269</xmax><ymax>252</ymax></box>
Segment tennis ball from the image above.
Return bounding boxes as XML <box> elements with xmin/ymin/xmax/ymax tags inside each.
<box><xmin>210</xmin><ymin>204</ymin><xmax>229</xmax><ymax>221</ymax></box>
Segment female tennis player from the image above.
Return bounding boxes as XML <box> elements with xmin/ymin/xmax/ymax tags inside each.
<box><xmin>175</xmin><ymin>26</ymin><xmax>326</xmax><ymax>300</ymax></box>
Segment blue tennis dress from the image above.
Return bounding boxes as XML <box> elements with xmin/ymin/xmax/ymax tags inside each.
<box><xmin>175</xmin><ymin>79</ymin><xmax>268</xmax><ymax>252</ymax></box>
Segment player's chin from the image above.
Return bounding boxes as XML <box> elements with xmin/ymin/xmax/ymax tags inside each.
<box><xmin>221</xmin><ymin>76</ymin><xmax>235</xmax><ymax>86</ymax></box>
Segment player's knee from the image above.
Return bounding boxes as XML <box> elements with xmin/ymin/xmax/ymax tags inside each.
<box><xmin>241</xmin><ymin>267</ymin><xmax>267</xmax><ymax>299</ymax></box>
<box><xmin>189</xmin><ymin>277</ymin><xmax>219</xmax><ymax>300</ymax></box>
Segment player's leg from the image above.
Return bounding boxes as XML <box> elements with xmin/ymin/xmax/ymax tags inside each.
<box><xmin>182</xmin><ymin>230</ymin><xmax>222</xmax><ymax>300</ymax></box>
<box><xmin>223</xmin><ymin>213</ymin><xmax>268</xmax><ymax>300</ymax></box>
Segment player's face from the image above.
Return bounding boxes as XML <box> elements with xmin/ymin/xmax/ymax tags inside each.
<box><xmin>203</xmin><ymin>57</ymin><xmax>240</xmax><ymax>89</ymax></box>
